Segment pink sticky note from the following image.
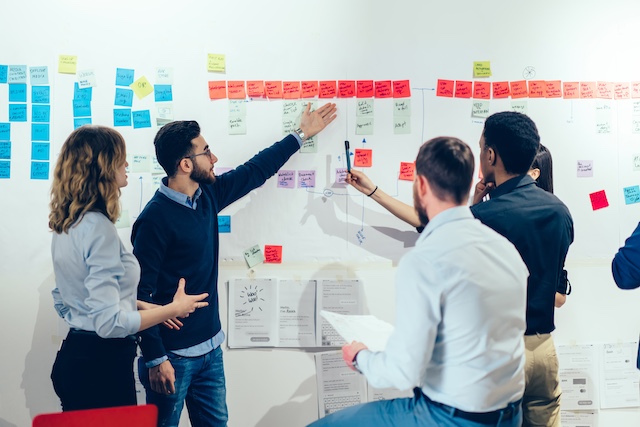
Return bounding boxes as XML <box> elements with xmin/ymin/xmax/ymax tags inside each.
<box><xmin>437</xmin><ymin>79</ymin><xmax>454</xmax><ymax>97</ymax></box>
<box><xmin>354</xmin><ymin>149</ymin><xmax>372</xmax><ymax>167</ymax></box>
<box><xmin>264</xmin><ymin>245</ymin><xmax>282</xmax><ymax>263</ymax></box>
<box><xmin>277</xmin><ymin>170</ymin><xmax>295</xmax><ymax>188</ymax></box>
<box><xmin>589</xmin><ymin>190</ymin><xmax>609</xmax><ymax>210</ymax></box>
<box><xmin>399</xmin><ymin>162</ymin><xmax>415</xmax><ymax>181</ymax></box>
<box><xmin>298</xmin><ymin>170</ymin><xmax>316</xmax><ymax>188</ymax></box>
<box><xmin>335</xmin><ymin>168</ymin><xmax>348</xmax><ymax>184</ymax></box>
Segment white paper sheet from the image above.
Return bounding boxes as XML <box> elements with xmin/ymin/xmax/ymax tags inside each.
<box><xmin>599</xmin><ymin>341</ymin><xmax>640</xmax><ymax>409</ymax></box>
<box><xmin>560</xmin><ymin>410</ymin><xmax>598</xmax><ymax>427</ymax></box>
<box><xmin>558</xmin><ymin>344</ymin><xmax>599</xmax><ymax>410</ymax></box>
<box><xmin>314</xmin><ymin>351</ymin><xmax>366</xmax><ymax>419</ymax></box>
<box><xmin>320</xmin><ymin>310</ymin><xmax>393</xmax><ymax>352</ymax></box>
<box><xmin>228</xmin><ymin>278</ymin><xmax>277</xmax><ymax>347</ymax></box>
<box><xmin>277</xmin><ymin>280</ymin><xmax>317</xmax><ymax>347</ymax></box>
<box><xmin>316</xmin><ymin>279</ymin><xmax>363</xmax><ymax>347</ymax></box>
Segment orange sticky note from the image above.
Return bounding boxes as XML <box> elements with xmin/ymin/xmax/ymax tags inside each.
<box><xmin>492</xmin><ymin>81</ymin><xmax>510</xmax><ymax>98</ymax></box>
<box><xmin>632</xmin><ymin>82</ymin><xmax>640</xmax><ymax>98</ymax></box>
<box><xmin>354</xmin><ymin>148</ymin><xmax>372</xmax><ymax>167</ymax></box>
<box><xmin>563</xmin><ymin>82</ymin><xmax>579</xmax><ymax>99</ymax></box>
<box><xmin>208</xmin><ymin>81</ymin><xmax>227</xmax><ymax>99</ymax></box>
<box><xmin>357</xmin><ymin>80</ymin><xmax>374</xmax><ymax>98</ymax></box>
<box><xmin>283</xmin><ymin>81</ymin><xmax>301</xmax><ymax>99</ymax></box>
<box><xmin>393</xmin><ymin>80</ymin><xmax>411</xmax><ymax>98</ymax></box>
<box><xmin>265</xmin><ymin>81</ymin><xmax>283</xmax><ymax>98</ymax></box>
<box><xmin>510</xmin><ymin>81</ymin><xmax>529</xmax><ymax>98</ymax></box>
<box><xmin>264</xmin><ymin>245</ymin><xmax>283</xmax><ymax>263</ymax></box>
<box><xmin>597</xmin><ymin>82</ymin><xmax>613</xmax><ymax>99</ymax></box>
<box><xmin>399</xmin><ymin>162</ymin><xmax>415</xmax><ymax>181</ymax></box>
<box><xmin>545</xmin><ymin>81</ymin><xmax>562</xmax><ymax>98</ymax></box>
<box><xmin>436</xmin><ymin>79</ymin><xmax>454</xmax><ymax>97</ymax></box>
<box><xmin>473</xmin><ymin>81</ymin><xmax>491</xmax><ymax>99</ymax></box>
<box><xmin>227</xmin><ymin>81</ymin><xmax>246</xmax><ymax>99</ymax></box>
<box><xmin>528</xmin><ymin>81</ymin><xmax>546</xmax><ymax>98</ymax></box>
<box><xmin>580</xmin><ymin>82</ymin><xmax>596</xmax><ymax>99</ymax></box>
<box><xmin>301</xmin><ymin>81</ymin><xmax>318</xmax><ymax>98</ymax></box>
<box><xmin>589</xmin><ymin>190</ymin><xmax>609</xmax><ymax>210</ymax></box>
<box><xmin>614</xmin><ymin>82</ymin><xmax>630</xmax><ymax>99</ymax></box>
<box><xmin>454</xmin><ymin>81</ymin><xmax>473</xmax><ymax>98</ymax></box>
<box><xmin>338</xmin><ymin>80</ymin><xmax>356</xmax><ymax>98</ymax></box>
<box><xmin>319</xmin><ymin>81</ymin><xmax>337</xmax><ymax>98</ymax></box>
<box><xmin>375</xmin><ymin>80</ymin><xmax>392</xmax><ymax>98</ymax></box>
<box><xmin>247</xmin><ymin>80</ymin><xmax>265</xmax><ymax>98</ymax></box>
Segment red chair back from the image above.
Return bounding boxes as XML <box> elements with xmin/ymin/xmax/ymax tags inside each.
<box><xmin>33</xmin><ymin>404</ymin><xmax>157</xmax><ymax>427</ymax></box>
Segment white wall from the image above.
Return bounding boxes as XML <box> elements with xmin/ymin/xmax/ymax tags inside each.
<box><xmin>1</xmin><ymin>0</ymin><xmax>639</xmax><ymax>425</ymax></box>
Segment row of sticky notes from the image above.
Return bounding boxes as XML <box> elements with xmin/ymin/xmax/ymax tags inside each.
<box><xmin>437</xmin><ymin>79</ymin><xmax>640</xmax><ymax>100</ymax></box>
<box><xmin>277</xmin><ymin>170</ymin><xmax>316</xmax><ymax>189</ymax></box>
<box><xmin>243</xmin><ymin>244</ymin><xmax>283</xmax><ymax>267</ymax></box>
<box><xmin>113</xmin><ymin>109</ymin><xmax>152</xmax><ymax>128</ymax></box>
<box><xmin>0</xmin><ymin>65</ymin><xmax>49</xmax><ymax>85</ymax></box>
<box><xmin>208</xmin><ymin>80</ymin><xmax>411</xmax><ymax>100</ymax></box>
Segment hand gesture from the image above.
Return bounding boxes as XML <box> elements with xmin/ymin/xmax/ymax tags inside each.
<box><xmin>149</xmin><ymin>360</ymin><xmax>176</xmax><ymax>395</ymax></box>
<box><xmin>472</xmin><ymin>179</ymin><xmax>495</xmax><ymax>205</ymax></box>
<box><xmin>171</xmin><ymin>278</ymin><xmax>209</xmax><ymax>318</ymax></box>
<box><xmin>342</xmin><ymin>341</ymin><xmax>369</xmax><ymax>372</ymax></box>
<box><xmin>346</xmin><ymin>169</ymin><xmax>375</xmax><ymax>196</ymax></box>
<box><xmin>299</xmin><ymin>102</ymin><xmax>337</xmax><ymax>138</ymax></box>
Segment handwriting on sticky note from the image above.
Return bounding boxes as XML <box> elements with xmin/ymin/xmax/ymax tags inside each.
<box><xmin>399</xmin><ymin>162</ymin><xmax>415</xmax><ymax>181</ymax></box>
<box><xmin>354</xmin><ymin>149</ymin><xmax>372</xmax><ymax>167</ymax></box>
<box><xmin>623</xmin><ymin>185</ymin><xmax>640</xmax><ymax>205</ymax></box>
<box><xmin>455</xmin><ymin>81</ymin><xmax>472</xmax><ymax>98</ymax></box>
<box><xmin>473</xmin><ymin>61</ymin><xmax>491</xmax><ymax>77</ymax></box>
<box><xmin>589</xmin><ymin>190</ymin><xmax>609</xmax><ymax>210</ymax></box>
<box><xmin>335</xmin><ymin>167</ymin><xmax>348</xmax><ymax>184</ymax></box>
<box><xmin>264</xmin><ymin>245</ymin><xmax>282</xmax><ymax>263</ymax></box>
<box><xmin>58</xmin><ymin>55</ymin><xmax>77</xmax><ymax>74</ymax></box>
<box><xmin>319</xmin><ymin>81</ymin><xmax>336</xmax><ymax>98</ymax></box>
<box><xmin>357</xmin><ymin>80</ymin><xmax>374</xmax><ymax>98</ymax></box>
<box><xmin>298</xmin><ymin>170</ymin><xmax>316</xmax><ymax>188</ymax></box>
<box><xmin>218</xmin><ymin>215</ymin><xmax>231</xmax><ymax>233</ymax></box>
<box><xmin>243</xmin><ymin>244</ymin><xmax>263</xmax><ymax>268</ymax></box>
<box><xmin>208</xmin><ymin>81</ymin><xmax>227</xmax><ymax>99</ymax></box>
<box><xmin>338</xmin><ymin>80</ymin><xmax>355</xmax><ymax>98</ymax></box>
<box><xmin>393</xmin><ymin>80</ymin><xmax>410</xmax><ymax>98</ymax></box>
<box><xmin>436</xmin><ymin>79</ymin><xmax>454</xmax><ymax>97</ymax></box>
<box><xmin>510</xmin><ymin>81</ymin><xmax>529</xmax><ymax>98</ymax></box>
<box><xmin>207</xmin><ymin>54</ymin><xmax>225</xmax><ymax>72</ymax></box>
<box><xmin>577</xmin><ymin>160</ymin><xmax>593</xmax><ymax>177</ymax></box>
<box><xmin>375</xmin><ymin>80</ymin><xmax>392</xmax><ymax>98</ymax></box>
<box><xmin>247</xmin><ymin>81</ymin><xmax>265</xmax><ymax>98</ymax></box>
<box><xmin>277</xmin><ymin>170</ymin><xmax>295</xmax><ymax>188</ymax></box>
<box><xmin>130</xmin><ymin>76</ymin><xmax>153</xmax><ymax>99</ymax></box>
<box><xmin>265</xmin><ymin>81</ymin><xmax>283</xmax><ymax>98</ymax></box>
<box><xmin>301</xmin><ymin>81</ymin><xmax>318</xmax><ymax>98</ymax></box>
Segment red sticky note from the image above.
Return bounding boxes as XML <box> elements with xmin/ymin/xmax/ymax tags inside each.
<box><xmin>454</xmin><ymin>81</ymin><xmax>473</xmax><ymax>98</ymax></box>
<box><xmin>614</xmin><ymin>82</ymin><xmax>630</xmax><ymax>99</ymax></box>
<box><xmin>319</xmin><ymin>81</ymin><xmax>337</xmax><ymax>98</ymax></box>
<box><xmin>597</xmin><ymin>81</ymin><xmax>613</xmax><ymax>99</ymax></box>
<box><xmin>208</xmin><ymin>81</ymin><xmax>227</xmax><ymax>99</ymax></box>
<box><xmin>436</xmin><ymin>79</ymin><xmax>454</xmax><ymax>97</ymax></box>
<box><xmin>265</xmin><ymin>81</ymin><xmax>283</xmax><ymax>98</ymax></box>
<box><xmin>264</xmin><ymin>245</ymin><xmax>283</xmax><ymax>263</ymax></box>
<box><xmin>283</xmin><ymin>81</ymin><xmax>301</xmax><ymax>99</ymax></box>
<box><xmin>580</xmin><ymin>82</ymin><xmax>596</xmax><ymax>99</ymax></box>
<box><xmin>399</xmin><ymin>162</ymin><xmax>415</xmax><ymax>181</ymax></box>
<box><xmin>473</xmin><ymin>81</ymin><xmax>491</xmax><ymax>99</ymax></box>
<box><xmin>492</xmin><ymin>81</ymin><xmax>510</xmax><ymax>98</ymax></box>
<box><xmin>393</xmin><ymin>80</ymin><xmax>411</xmax><ymax>98</ymax></box>
<box><xmin>338</xmin><ymin>80</ymin><xmax>356</xmax><ymax>98</ymax></box>
<box><xmin>301</xmin><ymin>81</ymin><xmax>318</xmax><ymax>98</ymax></box>
<box><xmin>589</xmin><ymin>190</ymin><xmax>609</xmax><ymax>210</ymax></box>
<box><xmin>357</xmin><ymin>80</ymin><xmax>374</xmax><ymax>98</ymax></box>
<box><xmin>227</xmin><ymin>81</ymin><xmax>246</xmax><ymax>99</ymax></box>
<box><xmin>375</xmin><ymin>80</ymin><xmax>392</xmax><ymax>98</ymax></box>
<box><xmin>545</xmin><ymin>81</ymin><xmax>562</xmax><ymax>98</ymax></box>
<box><xmin>528</xmin><ymin>81</ymin><xmax>546</xmax><ymax>98</ymax></box>
<box><xmin>510</xmin><ymin>81</ymin><xmax>529</xmax><ymax>99</ymax></box>
<box><xmin>354</xmin><ymin>148</ymin><xmax>372</xmax><ymax>167</ymax></box>
<box><xmin>632</xmin><ymin>82</ymin><xmax>640</xmax><ymax>98</ymax></box>
<box><xmin>246</xmin><ymin>81</ymin><xmax>265</xmax><ymax>98</ymax></box>
<box><xmin>563</xmin><ymin>82</ymin><xmax>579</xmax><ymax>99</ymax></box>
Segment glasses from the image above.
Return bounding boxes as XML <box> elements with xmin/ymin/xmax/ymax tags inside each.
<box><xmin>184</xmin><ymin>148</ymin><xmax>212</xmax><ymax>160</ymax></box>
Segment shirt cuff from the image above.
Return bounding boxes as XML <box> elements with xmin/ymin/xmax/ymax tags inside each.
<box><xmin>290</xmin><ymin>131</ymin><xmax>303</xmax><ymax>147</ymax></box>
<box><xmin>145</xmin><ymin>355</ymin><xmax>168</xmax><ymax>368</ymax></box>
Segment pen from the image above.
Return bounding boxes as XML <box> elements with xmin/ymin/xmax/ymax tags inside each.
<box><xmin>345</xmin><ymin>140</ymin><xmax>351</xmax><ymax>172</ymax></box>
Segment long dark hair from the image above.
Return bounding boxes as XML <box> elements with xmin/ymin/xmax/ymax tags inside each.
<box><xmin>531</xmin><ymin>144</ymin><xmax>553</xmax><ymax>194</ymax></box>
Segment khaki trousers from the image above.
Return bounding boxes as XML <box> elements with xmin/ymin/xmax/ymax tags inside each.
<box><xmin>523</xmin><ymin>333</ymin><xmax>562</xmax><ymax>427</ymax></box>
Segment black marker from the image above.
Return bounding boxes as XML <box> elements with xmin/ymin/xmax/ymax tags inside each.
<box><xmin>345</xmin><ymin>140</ymin><xmax>351</xmax><ymax>172</ymax></box>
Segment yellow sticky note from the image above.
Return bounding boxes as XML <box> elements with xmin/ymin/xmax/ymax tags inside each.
<box><xmin>473</xmin><ymin>61</ymin><xmax>492</xmax><ymax>78</ymax></box>
<box><xmin>58</xmin><ymin>55</ymin><xmax>77</xmax><ymax>74</ymax></box>
<box><xmin>208</xmin><ymin>53</ymin><xmax>226</xmax><ymax>73</ymax></box>
<box><xmin>130</xmin><ymin>76</ymin><xmax>154</xmax><ymax>99</ymax></box>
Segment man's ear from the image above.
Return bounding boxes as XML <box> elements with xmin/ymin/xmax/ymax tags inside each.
<box><xmin>416</xmin><ymin>174</ymin><xmax>429</xmax><ymax>198</ymax></box>
<box><xmin>528</xmin><ymin>167</ymin><xmax>540</xmax><ymax>180</ymax></box>
<box><xmin>486</xmin><ymin>146</ymin><xmax>497</xmax><ymax>166</ymax></box>
<box><xmin>177</xmin><ymin>158</ymin><xmax>192</xmax><ymax>174</ymax></box>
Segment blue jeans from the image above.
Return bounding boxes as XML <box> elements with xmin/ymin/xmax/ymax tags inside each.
<box><xmin>138</xmin><ymin>346</ymin><xmax>228</xmax><ymax>427</ymax></box>
<box><xmin>307</xmin><ymin>388</ymin><xmax>522</xmax><ymax>427</ymax></box>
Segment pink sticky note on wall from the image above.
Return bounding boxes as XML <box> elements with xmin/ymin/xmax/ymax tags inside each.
<box><xmin>398</xmin><ymin>162</ymin><xmax>415</xmax><ymax>181</ymax></box>
<box><xmin>298</xmin><ymin>170</ymin><xmax>316</xmax><ymax>188</ymax></box>
<box><xmin>354</xmin><ymin>149</ymin><xmax>372</xmax><ymax>167</ymax></box>
<box><xmin>277</xmin><ymin>170</ymin><xmax>295</xmax><ymax>188</ymax></box>
<box><xmin>335</xmin><ymin>168</ymin><xmax>347</xmax><ymax>184</ymax></box>
<box><xmin>264</xmin><ymin>245</ymin><xmax>282</xmax><ymax>263</ymax></box>
<box><xmin>589</xmin><ymin>190</ymin><xmax>609</xmax><ymax>210</ymax></box>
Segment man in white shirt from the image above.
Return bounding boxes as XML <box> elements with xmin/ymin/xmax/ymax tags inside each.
<box><xmin>309</xmin><ymin>136</ymin><xmax>528</xmax><ymax>427</ymax></box>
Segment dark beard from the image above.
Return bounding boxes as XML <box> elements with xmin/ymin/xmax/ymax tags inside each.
<box><xmin>413</xmin><ymin>186</ymin><xmax>430</xmax><ymax>225</ymax></box>
<box><xmin>191</xmin><ymin>162</ymin><xmax>216</xmax><ymax>185</ymax></box>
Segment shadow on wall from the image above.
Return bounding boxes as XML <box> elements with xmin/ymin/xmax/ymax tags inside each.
<box><xmin>0</xmin><ymin>418</ymin><xmax>18</xmax><ymax>427</ymax></box>
<box><xmin>21</xmin><ymin>273</ymin><xmax>63</xmax><ymax>419</ymax></box>
<box><xmin>254</xmin><ymin>375</ymin><xmax>317</xmax><ymax>427</ymax></box>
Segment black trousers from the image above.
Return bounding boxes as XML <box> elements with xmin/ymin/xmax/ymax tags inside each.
<box><xmin>51</xmin><ymin>329</ymin><xmax>138</xmax><ymax>411</ymax></box>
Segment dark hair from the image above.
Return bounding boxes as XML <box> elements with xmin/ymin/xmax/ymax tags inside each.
<box><xmin>483</xmin><ymin>112</ymin><xmax>540</xmax><ymax>175</ymax></box>
<box><xmin>154</xmin><ymin>121</ymin><xmax>201</xmax><ymax>177</ymax></box>
<box><xmin>531</xmin><ymin>144</ymin><xmax>553</xmax><ymax>194</ymax></box>
<box><xmin>415</xmin><ymin>137</ymin><xmax>474</xmax><ymax>204</ymax></box>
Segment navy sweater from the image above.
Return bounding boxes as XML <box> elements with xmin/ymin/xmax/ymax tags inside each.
<box><xmin>132</xmin><ymin>134</ymin><xmax>300</xmax><ymax>360</ymax></box>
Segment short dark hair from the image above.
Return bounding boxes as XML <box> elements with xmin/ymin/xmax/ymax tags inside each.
<box><xmin>531</xmin><ymin>144</ymin><xmax>553</xmax><ymax>194</ymax></box>
<box><xmin>483</xmin><ymin>112</ymin><xmax>540</xmax><ymax>175</ymax></box>
<box><xmin>154</xmin><ymin>121</ymin><xmax>201</xmax><ymax>177</ymax></box>
<box><xmin>415</xmin><ymin>137</ymin><xmax>474</xmax><ymax>204</ymax></box>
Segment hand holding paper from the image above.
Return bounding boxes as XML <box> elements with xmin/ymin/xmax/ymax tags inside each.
<box><xmin>320</xmin><ymin>310</ymin><xmax>393</xmax><ymax>352</ymax></box>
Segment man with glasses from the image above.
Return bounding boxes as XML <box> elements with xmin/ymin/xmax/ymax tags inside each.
<box><xmin>132</xmin><ymin>102</ymin><xmax>337</xmax><ymax>427</ymax></box>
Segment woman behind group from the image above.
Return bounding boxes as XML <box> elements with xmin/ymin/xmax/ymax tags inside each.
<box><xmin>49</xmin><ymin>125</ymin><xmax>209</xmax><ymax>411</ymax></box>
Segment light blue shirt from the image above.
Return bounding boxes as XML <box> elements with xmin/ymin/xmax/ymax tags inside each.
<box><xmin>357</xmin><ymin>206</ymin><xmax>528</xmax><ymax>412</ymax></box>
<box><xmin>51</xmin><ymin>212</ymin><xmax>141</xmax><ymax>338</ymax></box>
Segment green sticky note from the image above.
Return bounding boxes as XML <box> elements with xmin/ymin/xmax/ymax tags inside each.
<box><xmin>243</xmin><ymin>244</ymin><xmax>264</xmax><ymax>268</ymax></box>
<box><xmin>473</xmin><ymin>61</ymin><xmax>492</xmax><ymax>77</ymax></box>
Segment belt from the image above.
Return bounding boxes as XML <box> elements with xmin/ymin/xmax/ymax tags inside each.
<box><xmin>423</xmin><ymin>392</ymin><xmax>521</xmax><ymax>424</ymax></box>
<box><xmin>69</xmin><ymin>329</ymin><xmax>139</xmax><ymax>342</ymax></box>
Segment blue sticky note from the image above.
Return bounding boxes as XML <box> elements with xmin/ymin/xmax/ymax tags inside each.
<box><xmin>114</xmin><ymin>88</ymin><xmax>134</xmax><ymax>107</ymax></box>
<box><xmin>624</xmin><ymin>185</ymin><xmax>640</xmax><ymax>205</ymax></box>
<box><xmin>74</xmin><ymin>82</ymin><xmax>92</xmax><ymax>101</ymax></box>
<box><xmin>32</xmin><ymin>86</ymin><xmax>50</xmax><ymax>104</ymax></box>
<box><xmin>31</xmin><ymin>161</ymin><xmax>49</xmax><ymax>180</ymax></box>
<box><xmin>7</xmin><ymin>65</ymin><xmax>27</xmax><ymax>83</ymax></box>
<box><xmin>114</xmin><ymin>109</ymin><xmax>132</xmax><ymax>127</ymax></box>
<box><xmin>0</xmin><ymin>123</ymin><xmax>9</xmax><ymax>140</ymax></box>
<box><xmin>31</xmin><ymin>142</ymin><xmax>50</xmax><ymax>161</ymax></box>
<box><xmin>29</xmin><ymin>66</ymin><xmax>49</xmax><ymax>85</ymax></box>
<box><xmin>73</xmin><ymin>99</ymin><xmax>92</xmax><ymax>117</ymax></box>
<box><xmin>154</xmin><ymin>85</ymin><xmax>173</xmax><ymax>102</ymax></box>
<box><xmin>32</xmin><ymin>124</ymin><xmax>50</xmax><ymax>141</ymax></box>
<box><xmin>115</xmin><ymin>68</ymin><xmax>135</xmax><ymax>86</ymax></box>
<box><xmin>0</xmin><ymin>65</ymin><xmax>7</xmax><ymax>83</ymax></box>
<box><xmin>74</xmin><ymin>117</ymin><xmax>92</xmax><ymax>129</ymax></box>
<box><xmin>0</xmin><ymin>142</ymin><xmax>10</xmax><ymax>159</ymax></box>
<box><xmin>32</xmin><ymin>105</ymin><xmax>51</xmax><ymax>123</ymax></box>
<box><xmin>132</xmin><ymin>110</ymin><xmax>151</xmax><ymax>129</ymax></box>
<box><xmin>0</xmin><ymin>161</ymin><xmax>10</xmax><ymax>178</ymax></box>
<box><xmin>218</xmin><ymin>215</ymin><xmax>231</xmax><ymax>233</ymax></box>
<box><xmin>9</xmin><ymin>104</ymin><xmax>27</xmax><ymax>122</ymax></box>
<box><xmin>9</xmin><ymin>84</ymin><xmax>27</xmax><ymax>102</ymax></box>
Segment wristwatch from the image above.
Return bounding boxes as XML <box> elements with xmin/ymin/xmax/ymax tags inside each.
<box><xmin>294</xmin><ymin>128</ymin><xmax>306</xmax><ymax>141</ymax></box>
<box><xmin>352</xmin><ymin>353</ymin><xmax>363</xmax><ymax>374</ymax></box>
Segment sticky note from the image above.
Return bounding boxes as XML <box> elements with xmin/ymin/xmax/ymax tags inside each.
<box><xmin>264</xmin><ymin>245</ymin><xmax>282</xmax><ymax>263</ymax></box>
<box><xmin>454</xmin><ymin>81</ymin><xmax>473</xmax><ymax>98</ymax></box>
<box><xmin>243</xmin><ymin>244</ymin><xmax>263</xmax><ymax>268</ymax></box>
<box><xmin>300</xmin><ymin>137</ymin><xmax>317</xmax><ymax>153</ymax></box>
<box><xmin>335</xmin><ymin>167</ymin><xmax>348</xmax><ymax>184</ymax></box>
<box><xmin>229</xmin><ymin>99</ymin><xmax>246</xmax><ymax>116</ymax></box>
<box><xmin>31</xmin><ymin>161</ymin><xmax>49</xmax><ymax>180</ymax></box>
<box><xmin>511</xmin><ymin>100</ymin><xmax>528</xmax><ymax>115</ymax></box>
<box><xmin>545</xmin><ymin>81</ymin><xmax>562</xmax><ymax>98</ymax></box>
<box><xmin>473</xmin><ymin>81</ymin><xmax>491</xmax><ymax>99</ymax></box>
<box><xmin>597</xmin><ymin>82</ymin><xmax>613</xmax><ymax>99</ymax></box>
<box><xmin>32</xmin><ymin>105</ymin><xmax>51</xmax><ymax>123</ymax></box>
<box><xmin>0</xmin><ymin>65</ymin><xmax>7</xmax><ymax>83</ymax></box>
<box><xmin>510</xmin><ymin>81</ymin><xmax>529</xmax><ymax>99</ymax></box>
<box><xmin>632</xmin><ymin>82</ymin><xmax>640</xmax><ymax>99</ymax></box>
<box><xmin>633</xmin><ymin>155</ymin><xmax>640</xmax><ymax>171</ymax></box>
<box><xmin>624</xmin><ymin>185</ymin><xmax>640</xmax><ymax>205</ymax></box>
<box><xmin>394</xmin><ymin>100</ymin><xmax>411</xmax><ymax>116</ymax></box>
<box><xmin>156</xmin><ymin>67</ymin><xmax>173</xmax><ymax>84</ymax></box>
<box><xmin>393</xmin><ymin>117</ymin><xmax>411</xmax><ymax>134</ymax></box>
<box><xmin>77</xmin><ymin>69</ymin><xmax>97</xmax><ymax>89</ymax></box>
<box><xmin>130</xmin><ymin>155</ymin><xmax>151</xmax><ymax>173</ymax></box>
<box><xmin>0</xmin><ymin>161</ymin><xmax>10</xmax><ymax>178</ymax></box>
<box><xmin>227</xmin><ymin>81</ymin><xmax>246</xmax><ymax>99</ymax></box>
<box><xmin>0</xmin><ymin>123</ymin><xmax>9</xmax><ymax>141</ymax></box>
<box><xmin>115</xmin><ymin>68</ymin><xmax>135</xmax><ymax>86</ymax></box>
<box><xmin>393</xmin><ymin>80</ymin><xmax>411</xmax><ymax>98</ymax></box>
<box><xmin>29</xmin><ymin>66</ymin><xmax>49</xmax><ymax>85</ymax></box>
<box><xmin>338</xmin><ymin>80</ymin><xmax>356</xmax><ymax>98</ymax></box>
<box><xmin>114</xmin><ymin>109</ymin><xmax>132</xmax><ymax>127</ymax></box>
<box><xmin>375</xmin><ymin>80</ymin><xmax>392</xmax><ymax>98</ymax></box>
<box><xmin>31</xmin><ymin>142</ymin><xmax>50</xmax><ymax>161</ymax></box>
<box><xmin>580</xmin><ymin>82</ymin><xmax>596</xmax><ymax>99</ymax></box>
<box><xmin>58</xmin><ymin>55</ymin><xmax>77</xmax><ymax>74</ymax></box>
<box><xmin>73</xmin><ymin>99</ymin><xmax>92</xmax><ymax>117</ymax></box>
<box><xmin>265</xmin><ymin>81</ymin><xmax>283</xmax><ymax>98</ymax></box>
<box><xmin>208</xmin><ymin>81</ymin><xmax>227</xmax><ymax>99</ymax></box>
<box><xmin>577</xmin><ymin>160</ymin><xmax>593</xmax><ymax>177</ymax></box>
<box><xmin>355</xmin><ymin>117</ymin><xmax>373</xmax><ymax>135</ymax></box>
<box><xmin>207</xmin><ymin>54</ymin><xmax>225</xmax><ymax>72</ymax></box>
<box><xmin>354</xmin><ymin>149</ymin><xmax>372</xmax><ymax>167</ymax></box>
<box><xmin>132</xmin><ymin>110</ymin><xmax>152</xmax><ymax>129</ymax></box>
<box><xmin>357</xmin><ymin>100</ymin><xmax>374</xmax><ymax>116</ymax></box>
<box><xmin>319</xmin><ymin>81</ymin><xmax>337</xmax><ymax>98</ymax></box>
<box><xmin>298</xmin><ymin>170</ymin><xmax>316</xmax><ymax>188</ymax></box>
<box><xmin>0</xmin><ymin>141</ymin><xmax>11</xmax><ymax>159</ymax></box>
<box><xmin>282</xmin><ymin>81</ymin><xmax>300</xmax><ymax>99</ymax></box>
<box><xmin>589</xmin><ymin>190</ymin><xmax>609</xmax><ymax>210</ymax></box>
<box><xmin>218</xmin><ymin>215</ymin><xmax>231</xmax><ymax>233</ymax></box>
<box><xmin>493</xmin><ymin>81</ymin><xmax>511</xmax><ymax>98</ymax></box>
<box><xmin>356</xmin><ymin>80</ymin><xmax>374</xmax><ymax>98</ymax></box>
<box><xmin>32</xmin><ymin>124</ymin><xmax>50</xmax><ymax>141</ymax></box>
<box><xmin>7</xmin><ymin>65</ymin><xmax>27</xmax><ymax>83</ymax></box>
<box><xmin>563</xmin><ymin>82</ymin><xmax>580</xmax><ymax>99</ymax></box>
<box><xmin>130</xmin><ymin>76</ymin><xmax>153</xmax><ymax>99</ymax></box>
<box><xmin>301</xmin><ymin>81</ymin><xmax>319</xmax><ymax>98</ymax></box>
<box><xmin>472</xmin><ymin>101</ymin><xmax>490</xmax><ymax>118</ymax></box>
<box><xmin>9</xmin><ymin>104</ymin><xmax>27</xmax><ymax>122</ymax></box>
<box><xmin>436</xmin><ymin>79</ymin><xmax>454</xmax><ymax>97</ymax></box>
<box><xmin>473</xmin><ymin>61</ymin><xmax>492</xmax><ymax>77</ymax></box>
<box><xmin>528</xmin><ymin>81</ymin><xmax>546</xmax><ymax>98</ymax></box>
<box><xmin>115</xmin><ymin>210</ymin><xmax>131</xmax><ymax>229</ymax></box>
<box><xmin>73</xmin><ymin>117</ymin><xmax>92</xmax><ymax>129</ymax></box>
<box><xmin>154</xmin><ymin>84</ymin><xmax>173</xmax><ymax>102</ymax></box>
<box><xmin>8</xmin><ymin>84</ymin><xmax>27</xmax><ymax>102</ymax></box>
<box><xmin>399</xmin><ymin>162</ymin><xmax>415</xmax><ymax>181</ymax></box>
<box><xmin>115</xmin><ymin>88</ymin><xmax>134</xmax><ymax>107</ymax></box>
<box><xmin>32</xmin><ymin>86</ymin><xmax>50</xmax><ymax>104</ymax></box>
<box><xmin>228</xmin><ymin>116</ymin><xmax>246</xmax><ymax>135</ymax></box>
<box><xmin>615</xmin><ymin>82</ymin><xmax>630</xmax><ymax>100</ymax></box>
<box><xmin>277</xmin><ymin>170</ymin><xmax>295</xmax><ymax>188</ymax></box>
<box><xmin>74</xmin><ymin>82</ymin><xmax>92</xmax><ymax>101</ymax></box>
<box><xmin>247</xmin><ymin>81</ymin><xmax>265</xmax><ymax>98</ymax></box>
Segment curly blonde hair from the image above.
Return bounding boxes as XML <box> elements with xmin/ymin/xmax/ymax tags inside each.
<box><xmin>49</xmin><ymin>125</ymin><xmax>126</xmax><ymax>233</ymax></box>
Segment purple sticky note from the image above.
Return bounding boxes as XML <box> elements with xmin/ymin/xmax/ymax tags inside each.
<box><xmin>577</xmin><ymin>160</ymin><xmax>593</xmax><ymax>177</ymax></box>
<box><xmin>277</xmin><ymin>170</ymin><xmax>295</xmax><ymax>188</ymax></box>
<box><xmin>298</xmin><ymin>170</ymin><xmax>316</xmax><ymax>188</ymax></box>
<box><xmin>335</xmin><ymin>167</ymin><xmax>348</xmax><ymax>184</ymax></box>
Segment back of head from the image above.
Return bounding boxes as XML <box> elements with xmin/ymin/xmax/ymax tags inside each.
<box><xmin>531</xmin><ymin>144</ymin><xmax>554</xmax><ymax>193</ymax></box>
<box><xmin>49</xmin><ymin>125</ymin><xmax>126</xmax><ymax>233</ymax></box>
<box><xmin>483</xmin><ymin>112</ymin><xmax>540</xmax><ymax>175</ymax></box>
<box><xmin>415</xmin><ymin>136</ymin><xmax>474</xmax><ymax>205</ymax></box>
<box><xmin>154</xmin><ymin>120</ymin><xmax>201</xmax><ymax>177</ymax></box>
